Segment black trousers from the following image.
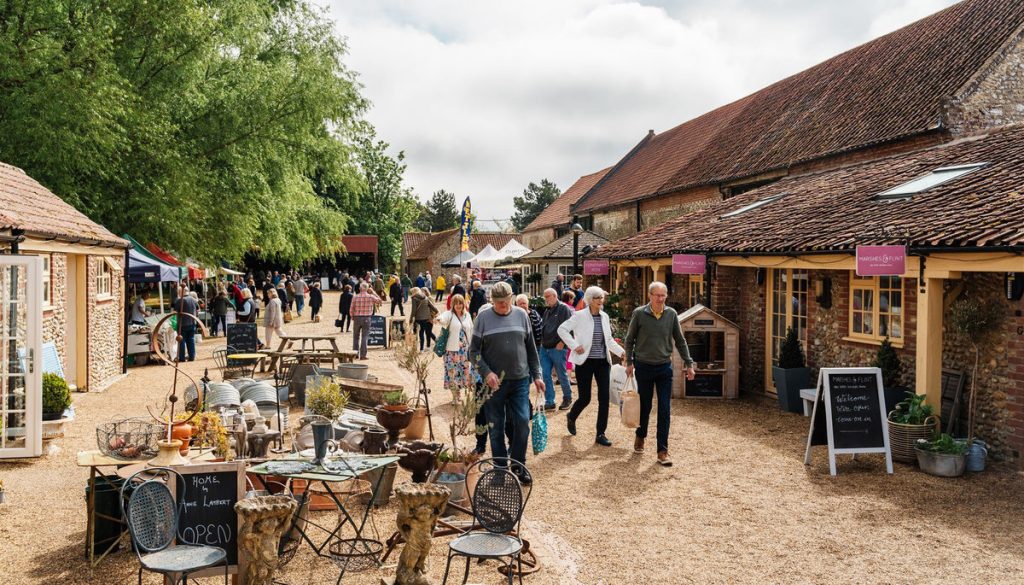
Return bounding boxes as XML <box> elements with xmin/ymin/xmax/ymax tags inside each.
<box><xmin>391</xmin><ymin>297</ymin><xmax>404</xmax><ymax>316</ymax></box>
<box><xmin>310</xmin><ymin>305</ymin><xmax>321</xmax><ymax>320</ymax></box>
<box><xmin>568</xmin><ymin>358</ymin><xmax>611</xmax><ymax>436</ymax></box>
<box><xmin>417</xmin><ymin>320</ymin><xmax>435</xmax><ymax>350</ymax></box>
<box><xmin>339</xmin><ymin>312</ymin><xmax>351</xmax><ymax>331</ymax></box>
<box><xmin>435</xmin><ymin>290</ymin><xmax>443</xmax><ymax>302</ymax></box>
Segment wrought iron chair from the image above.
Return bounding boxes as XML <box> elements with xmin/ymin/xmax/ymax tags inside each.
<box><xmin>120</xmin><ymin>467</ymin><xmax>229</xmax><ymax>585</ymax></box>
<box><xmin>441</xmin><ymin>458</ymin><xmax>531</xmax><ymax>585</ymax></box>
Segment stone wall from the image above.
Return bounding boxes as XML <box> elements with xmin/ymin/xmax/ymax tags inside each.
<box><xmin>87</xmin><ymin>255</ymin><xmax>124</xmax><ymax>391</ymax></box>
<box><xmin>639</xmin><ymin>185</ymin><xmax>720</xmax><ymax>231</ymax></box>
<box><xmin>591</xmin><ymin>206</ymin><xmax>637</xmax><ymax>242</ymax></box>
<box><xmin>522</xmin><ymin>228</ymin><xmax>556</xmax><ymax>251</ymax></box>
<box><xmin>712</xmin><ymin>266</ymin><xmax>766</xmax><ymax>395</ymax></box>
<box><xmin>941</xmin><ymin>273</ymin><xmax>1022</xmax><ymax>464</ymax></box>
<box><xmin>41</xmin><ymin>253</ymin><xmax>68</xmax><ymax>375</ymax></box>
<box><xmin>946</xmin><ymin>31</ymin><xmax>1024</xmax><ymax>135</ymax></box>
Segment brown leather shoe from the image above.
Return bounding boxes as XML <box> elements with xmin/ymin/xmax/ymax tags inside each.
<box><xmin>634</xmin><ymin>437</ymin><xmax>645</xmax><ymax>453</ymax></box>
<box><xmin>657</xmin><ymin>451</ymin><xmax>672</xmax><ymax>467</ymax></box>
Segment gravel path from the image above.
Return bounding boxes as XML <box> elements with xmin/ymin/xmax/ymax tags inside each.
<box><xmin>2</xmin><ymin>291</ymin><xmax>1023</xmax><ymax>584</ymax></box>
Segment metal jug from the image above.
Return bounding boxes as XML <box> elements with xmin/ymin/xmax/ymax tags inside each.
<box><xmin>312</xmin><ymin>421</ymin><xmax>338</xmax><ymax>465</ymax></box>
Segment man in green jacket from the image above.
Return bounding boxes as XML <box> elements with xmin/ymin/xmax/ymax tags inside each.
<box><xmin>624</xmin><ymin>281</ymin><xmax>695</xmax><ymax>466</ymax></box>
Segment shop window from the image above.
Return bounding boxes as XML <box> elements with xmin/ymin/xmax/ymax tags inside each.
<box><xmin>849</xmin><ymin>273</ymin><xmax>903</xmax><ymax>343</ymax></box>
<box><xmin>41</xmin><ymin>255</ymin><xmax>52</xmax><ymax>308</ymax></box>
<box><xmin>688</xmin><ymin>274</ymin><xmax>705</xmax><ymax>307</ymax></box>
<box><xmin>97</xmin><ymin>260</ymin><xmax>112</xmax><ymax>298</ymax></box>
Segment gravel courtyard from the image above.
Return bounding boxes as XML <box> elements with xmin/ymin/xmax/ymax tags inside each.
<box><xmin>2</xmin><ymin>292</ymin><xmax>1023</xmax><ymax>584</ymax></box>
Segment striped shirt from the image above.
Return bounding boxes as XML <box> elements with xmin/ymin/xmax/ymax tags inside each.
<box><xmin>588</xmin><ymin>311</ymin><xmax>606</xmax><ymax>359</ymax></box>
<box><xmin>350</xmin><ymin>291</ymin><xmax>381</xmax><ymax>317</ymax></box>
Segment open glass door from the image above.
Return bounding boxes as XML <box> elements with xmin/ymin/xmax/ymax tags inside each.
<box><xmin>1</xmin><ymin>256</ymin><xmax>42</xmax><ymax>458</ymax></box>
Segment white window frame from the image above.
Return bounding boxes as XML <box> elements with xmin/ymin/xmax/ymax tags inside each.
<box><xmin>41</xmin><ymin>254</ymin><xmax>52</xmax><ymax>309</ymax></box>
<box><xmin>96</xmin><ymin>259</ymin><xmax>112</xmax><ymax>300</ymax></box>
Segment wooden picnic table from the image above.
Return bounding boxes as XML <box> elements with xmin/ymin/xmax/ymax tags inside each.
<box><xmin>265</xmin><ymin>334</ymin><xmax>343</xmax><ymax>371</ymax></box>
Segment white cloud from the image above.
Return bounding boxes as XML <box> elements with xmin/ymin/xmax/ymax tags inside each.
<box><xmin>320</xmin><ymin>0</ymin><xmax>958</xmax><ymax>223</ymax></box>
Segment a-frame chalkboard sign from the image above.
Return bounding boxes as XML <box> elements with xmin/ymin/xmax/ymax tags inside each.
<box><xmin>803</xmin><ymin>367</ymin><xmax>893</xmax><ymax>476</ymax></box>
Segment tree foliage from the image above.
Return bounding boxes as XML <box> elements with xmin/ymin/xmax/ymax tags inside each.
<box><xmin>511</xmin><ymin>179</ymin><xmax>561</xmax><ymax>231</ymax></box>
<box><xmin>413</xmin><ymin>189</ymin><xmax>459</xmax><ymax>233</ymax></box>
<box><xmin>348</xmin><ymin>129</ymin><xmax>419</xmax><ymax>271</ymax></box>
<box><xmin>0</xmin><ymin>0</ymin><xmax>367</xmax><ymax>264</ymax></box>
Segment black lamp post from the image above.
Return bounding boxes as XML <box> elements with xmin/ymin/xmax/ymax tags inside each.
<box><xmin>571</xmin><ymin>220</ymin><xmax>584</xmax><ymax>276</ymax></box>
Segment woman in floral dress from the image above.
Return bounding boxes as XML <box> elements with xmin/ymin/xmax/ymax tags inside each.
<box><xmin>438</xmin><ymin>293</ymin><xmax>475</xmax><ymax>399</ymax></box>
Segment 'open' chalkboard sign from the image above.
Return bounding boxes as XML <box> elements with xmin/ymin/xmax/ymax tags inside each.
<box><xmin>368</xmin><ymin>315</ymin><xmax>388</xmax><ymax>347</ymax></box>
<box><xmin>171</xmin><ymin>462</ymin><xmax>246</xmax><ymax>573</ymax></box>
<box><xmin>226</xmin><ymin>323</ymin><xmax>259</xmax><ymax>366</ymax></box>
<box><xmin>804</xmin><ymin>368</ymin><xmax>893</xmax><ymax>476</ymax></box>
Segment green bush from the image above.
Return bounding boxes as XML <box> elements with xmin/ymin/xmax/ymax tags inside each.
<box><xmin>776</xmin><ymin>327</ymin><xmax>805</xmax><ymax>369</ymax></box>
<box><xmin>916</xmin><ymin>433</ymin><xmax>967</xmax><ymax>455</ymax></box>
<box><xmin>42</xmin><ymin>372</ymin><xmax>71</xmax><ymax>415</ymax></box>
<box><xmin>889</xmin><ymin>392</ymin><xmax>934</xmax><ymax>425</ymax></box>
<box><xmin>872</xmin><ymin>337</ymin><xmax>903</xmax><ymax>389</ymax></box>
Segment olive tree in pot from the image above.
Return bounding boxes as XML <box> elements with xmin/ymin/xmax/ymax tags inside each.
<box><xmin>772</xmin><ymin>327</ymin><xmax>810</xmax><ymax>414</ymax></box>
<box><xmin>872</xmin><ymin>337</ymin><xmax>908</xmax><ymax>417</ymax></box>
<box><xmin>948</xmin><ymin>294</ymin><xmax>1004</xmax><ymax>471</ymax></box>
<box><xmin>432</xmin><ymin>380</ymin><xmax>492</xmax><ymax>511</ymax></box>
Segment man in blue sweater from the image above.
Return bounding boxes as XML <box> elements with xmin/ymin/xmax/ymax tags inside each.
<box><xmin>469</xmin><ymin>281</ymin><xmax>544</xmax><ymax>484</ymax></box>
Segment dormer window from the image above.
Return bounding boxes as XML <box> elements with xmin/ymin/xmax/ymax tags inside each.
<box><xmin>720</xmin><ymin>193</ymin><xmax>785</xmax><ymax>219</ymax></box>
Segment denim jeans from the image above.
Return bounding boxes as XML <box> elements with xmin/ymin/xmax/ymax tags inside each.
<box><xmin>635</xmin><ymin>362</ymin><xmax>673</xmax><ymax>453</ymax></box>
<box><xmin>178</xmin><ymin>325</ymin><xmax>196</xmax><ymax>362</ymax></box>
<box><xmin>569</xmin><ymin>358</ymin><xmax>610</xmax><ymax>435</ymax></box>
<box><xmin>540</xmin><ymin>346</ymin><xmax>572</xmax><ymax>406</ymax></box>
<box><xmin>294</xmin><ymin>294</ymin><xmax>305</xmax><ymax>315</ymax></box>
<box><xmin>211</xmin><ymin>314</ymin><xmax>227</xmax><ymax>336</ymax></box>
<box><xmin>483</xmin><ymin>377</ymin><xmax>531</xmax><ymax>467</ymax></box>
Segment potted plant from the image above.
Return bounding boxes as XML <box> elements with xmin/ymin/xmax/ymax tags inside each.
<box><xmin>42</xmin><ymin>372</ymin><xmax>71</xmax><ymax>421</ymax></box>
<box><xmin>915</xmin><ymin>433</ymin><xmax>968</xmax><ymax>477</ymax></box>
<box><xmin>772</xmin><ymin>327</ymin><xmax>810</xmax><ymax>414</ymax></box>
<box><xmin>949</xmin><ymin>295</ymin><xmax>1003</xmax><ymax>470</ymax></box>
<box><xmin>192</xmin><ymin>411</ymin><xmax>231</xmax><ymax>460</ymax></box>
<box><xmin>872</xmin><ymin>337</ymin><xmax>908</xmax><ymax>416</ymax></box>
<box><xmin>306</xmin><ymin>377</ymin><xmax>349</xmax><ymax>421</ymax></box>
<box><xmin>431</xmin><ymin>380</ymin><xmax>492</xmax><ymax>509</ymax></box>
<box><xmin>381</xmin><ymin>390</ymin><xmax>410</xmax><ymax>412</ymax></box>
<box><xmin>887</xmin><ymin>392</ymin><xmax>938</xmax><ymax>464</ymax></box>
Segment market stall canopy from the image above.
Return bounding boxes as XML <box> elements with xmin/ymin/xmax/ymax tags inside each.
<box><xmin>218</xmin><ymin>266</ymin><xmax>244</xmax><ymax>276</ymax></box>
<box><xmin>146</xmin><ymin>242</ymin><xmax>206</xmax><ymax>279</ymax></box>
<box><xmin>127</xmin><ymin>246</ymin><xmax>181</xmax><ymax>283</ymax></box>
<box><xmin>469</xmin><ymin>244</ymin><xmax>502</xmax><ymax>267</ymax></box>
<box><xmin>496</xmin><ymin>239</ymin><xmax>531</xmax><ymax>260</ymax></box>
<box><xmin>441</xmin><ymin>250</ymin><xmax>476</xmax><ymax>267</ymax></box>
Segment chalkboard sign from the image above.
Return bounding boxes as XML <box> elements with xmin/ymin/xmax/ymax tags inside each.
<box><xmin>804</xmin><ymin>368</ymin><xmax>893</xmax><ymax>476</ymax></box>
<box><xmin>367</xmin><ymin>315</ymin><xmax>388</xmax><ymax>347</ymax></box>
<box><xmin>685</xmin><ymin>373</ymin><xmax>724</xmax><ymax>398</ymax></box>
<box><xmin>227</xmin><ymin>323</ymin><xmax>259</xmax><ymax>366</ymax></box>
<box><xmin>170</xmin><ymin>462</ymin><xmax>245</xmax><ymax>574</ymax></box>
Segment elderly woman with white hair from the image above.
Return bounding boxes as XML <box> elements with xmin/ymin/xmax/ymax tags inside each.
<box><xmin>557</xmin><ymin>285</ymin><xmax>624</xmax><ymax>446</ymax></box>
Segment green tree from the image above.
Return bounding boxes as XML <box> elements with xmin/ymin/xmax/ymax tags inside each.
<box><xmin>349</xmin><ymin>129</ymin><xmax>419</xmax><ymax>271</ymax></box>
<box><xmin>414</xmin><ymin>189</ymin><xmax>459</xmax><ymax>232</ymax></box>
<box><xmin>0</xmin><ymin>0</ymin><xmax>367</xmax><ymax>265</ymax></box>
<box><xmin>511</xmin><ymin>179</ymin><xmax>561</xmax><ymax>231</ymax></box>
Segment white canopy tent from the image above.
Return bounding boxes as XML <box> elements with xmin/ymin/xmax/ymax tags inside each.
<box><xmin>468</xmin><ymin>244</ymin><xmax>502</xmax><ymax>267</ymax></box>
<box><xmin>496</xmin><ymin>239</ymin><xmax>531</xmax><ymax>260</ymax></box>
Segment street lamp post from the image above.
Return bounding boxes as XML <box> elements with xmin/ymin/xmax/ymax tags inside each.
<box><xmin>571</xmin><ymin>220</ymin><xmax>584</xmax><ymax>277</ymax></box>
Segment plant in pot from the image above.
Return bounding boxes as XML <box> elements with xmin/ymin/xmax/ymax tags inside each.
<box><xmin>306</xmin><ymin>377</ymin><xmax>349</xmax><ymax>421</ymax></box>
<box><xmin>949</xmin><ymin>294</ymin><xmax>1003</xmax><ymax>471</ymax></box>
<box><xmin>42</xmin><ymin>372</ymin><xmax>71</xmax><ymax>421</ymax></box>
<box><xmin>872</xmin><ymin>337</ymin><xmax>908</xmax><ymax>417</ymax></box>
<box><xmin>192</xmin><ymin>411</ymin><xmax>231</xmax><ymax>460</ymax></box>
<box><xmin>772</xmin><ymin>327</ymin><xmax>810</xmax><ymax>414</ymax></box>
<box><xmin>395</xmin><ymin>328</ymin><xmax>433</xmax><ymax>404</ymax></box>
<box><xmin>432</xmin><ymin>380</ymin><xmax>493</xmax><ymax>510</ymax></box>
<box><xmin>887</xmin><ymin>392</ymin><xmax>938</xmax><ymax>464</ymax></box>
<box><xmin>915</xmin><ymin>433</ymin><xmax>968</xmax><ymax>477</ymax></box>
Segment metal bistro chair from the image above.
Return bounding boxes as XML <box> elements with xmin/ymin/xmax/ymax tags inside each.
<box><xmin>120</xmin><ymin>467</ymin><xmax>229</xmax><ymax>585</ymax></box>
<box><xmin>441</xmin><ymin>458</ymin><xmax>532</xmax><ymax>585</ymax></box>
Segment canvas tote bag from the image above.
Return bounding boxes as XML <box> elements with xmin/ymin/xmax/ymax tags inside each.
<box><xmin>619</xmin><ymin>376</ymin><xmax>640</xmax><ymax>429</ymax></box>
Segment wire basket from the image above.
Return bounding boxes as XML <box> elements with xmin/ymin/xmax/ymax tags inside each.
<box><xmin>96</xmin><ymin>418</ymin><xmax>163</xmax><ymax>461</ymax></box>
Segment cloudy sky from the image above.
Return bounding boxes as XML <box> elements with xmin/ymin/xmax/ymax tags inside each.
<box><xmin>320</xmin><ymin>0</ymin><xmax>958</xmax><ymax>225</ymax></box>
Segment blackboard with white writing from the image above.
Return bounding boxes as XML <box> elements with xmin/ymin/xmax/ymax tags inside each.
<box><xmin>172</xmin><ymin>462</ymin><xmax>244</xmax><ymax>567</ymax></box>
<box><xmin>227</xmin><ymin>323</ymin><xmax>259</xmax><ymax>366</ymax></box>
<box><xmin>368</xmin><ymin>315</ymin><xmax>388</xmax><ymax>347</ymax></box>
<box><xmin>827</xmin><ymin>372</ymin><xmax>885</xmax><ymax>450</ymax></box>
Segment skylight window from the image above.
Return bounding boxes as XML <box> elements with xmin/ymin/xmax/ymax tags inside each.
<box><xmin>875</xmin><ymin>163</ymin><xmax>987</xmax><ymax>200</ymax></box>
<box><xmin>720</xmin><ymin>193</ymin><xmax>785</xmax><ymax>219</ymax></box>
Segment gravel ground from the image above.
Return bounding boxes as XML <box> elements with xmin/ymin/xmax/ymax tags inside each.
<box><xmin>2</xmin><ymin>291</ymin><xmax>1023</xmax><ymax>584</ymax></box>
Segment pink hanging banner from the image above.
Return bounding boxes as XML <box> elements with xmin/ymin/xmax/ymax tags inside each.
<box><xmin>672</xmin><ymin>254</ymin><xmax>706</xmax><ymax>275</ymax></box>
<box><xmin>855</xmin><ymin>245</ymin><xmax>907</xmax><ymax>276</ymax></box>
<box><xmin>583</xmin><ymin>259</ymin><xmax>609</xmax><ymax>276</ymax></box>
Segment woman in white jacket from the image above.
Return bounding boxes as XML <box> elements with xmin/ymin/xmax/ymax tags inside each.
<box><xmin>264</xmin><ymin>288</ymin><xmax>285</xmax><ymax>350</ymax></box>
<box><xmin>439</xmin><ymin>293</ymin><xmax>475</xmax><ymax>400</ymax></box>
<box><xmin>558</xmin><ymin>286</ymin><xmax>624</xmax><ymax>446</ymax></box>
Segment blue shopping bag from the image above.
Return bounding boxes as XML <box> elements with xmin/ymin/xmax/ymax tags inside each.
<box><xmin>531</xmin><ymin>400</ymin><xmax>548</xmax><ymax>455</ymax></box>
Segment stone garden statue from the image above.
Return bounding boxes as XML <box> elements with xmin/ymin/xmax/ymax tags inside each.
<box><xmin>391</xmin><ymin>482</ymin><xmax>451</xmax><ymax>585</ymax></box>
<box><xmin>235</xmin><ymin>495</ymin><xmax>297</xmax><ymax>585</ymax></box>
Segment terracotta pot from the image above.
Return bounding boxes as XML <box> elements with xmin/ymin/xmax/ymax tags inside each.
<box><xmin>403</xmin><ymin>406</ymin><xmax>428</xmax><ymax>440</ymax></box>
<box><xmin>383</xmin><ymin>403</ymin><xmax>410</xmax><ymax>412</ymax></box>
<box><xmin>171</xmin><ymin>421</ymin><xmax>193</xmax><ymax>455</ymax></box>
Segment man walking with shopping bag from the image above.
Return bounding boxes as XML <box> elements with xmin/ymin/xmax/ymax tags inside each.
<box><xmin>623</xmin><ymin>281</ymin><xmax>695</xmax><ymax>466</ymax></box>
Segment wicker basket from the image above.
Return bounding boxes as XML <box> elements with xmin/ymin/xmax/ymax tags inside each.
<box><xmin>887</xmin><ymin>415</ymin><xmax>938</xmax><ymax>463</ymax></box>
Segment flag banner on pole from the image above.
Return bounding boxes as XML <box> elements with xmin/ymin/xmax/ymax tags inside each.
<box><xmin>460</xmin><ymin>197</ymin><xmax>472</xmax><ymax>252</ymax></box>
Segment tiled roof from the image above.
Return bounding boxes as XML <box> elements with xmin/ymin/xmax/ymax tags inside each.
<box><xmin>407</xmin><ymin>228</ymin><xmax>519</xmax><ymax>260</ymax></box>
<box><xmin>593</xmin><ymin>123</ymin><xmax>1024</xmax><ymax>258</ymax></box>
<box><xmin>0</xmin><ymin>162</ymin><xmax>126</xmax><ymax>247</ymax></box>
<box><xmin>403</xmin><ymin>232</ymin><xmax>431</xmax><ymax>257</ymax></box>
<box><xmin>521</xmin><ymin>230</ymin><xmax>611</xmax><ymax>261</ymax></box>
<box><xmin>574</xmin><ymin>0</ymin><xmax>1024</xmax><ymax>213</ymax></box>
<box><xmin>523</xmin><ymin>167</ymin><xmax>611</xmax><ymax>232</ymax></box>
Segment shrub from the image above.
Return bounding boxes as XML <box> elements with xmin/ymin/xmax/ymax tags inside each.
<box><xmin>872</xmin><ymin>337</ymin><xmax>903</xmax><ymax>389</ymax></box>
<box><xmin>776</xmin><ymin>327</ymin><xmax>805</xmax><ymax>369</ymax></box>
<box><xmin>42</xmin><ymin>373</ymin><xmax>71</xmax><ymax>415</ymax></box>
<box><xmin>306</xmin><ymin>377</ymin><xmax>349</xmax><ymax>420</ymax></box>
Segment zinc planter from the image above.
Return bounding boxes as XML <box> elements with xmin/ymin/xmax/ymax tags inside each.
<box><xmin>915</xmin><ymin>446</ymin><xmax>967</xmax><ymax>477</ymax></box>
<box><xmin>772</xmin><ymin>366</ymin><xmax>811</xmax><ymax>414</ymax></box>
<box><xmin>887</xmin><ymin>415</ymin><xmax>938</xmax><ymax>464</ymax></box>
<box><xmin>966</xmin><ymin>440</ymin><xmax>988</xmax><ymax>472</ymax></box>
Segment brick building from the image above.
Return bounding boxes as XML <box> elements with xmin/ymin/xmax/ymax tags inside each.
<box><xmin>595</xmin><ymin>123</ymin><xmax>1024</xmax><ymax>465</ymax></box>
<box><xmin>0</xmin><ymin>162</ymin><xmax>129</xmax><ymax>392</ymax></box>
<box><xmin>402</xmin><ymin>228</ymin><xmax>518</xmax><ymax>278</ymax></box>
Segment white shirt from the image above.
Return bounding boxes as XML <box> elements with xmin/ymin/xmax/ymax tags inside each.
<box><xmin>439</xmin><ymin>310</ymin><xmax>473</xmax><ymax>352</ymax></box>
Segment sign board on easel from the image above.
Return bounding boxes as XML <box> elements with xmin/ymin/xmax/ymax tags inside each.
<box><xmin>169</xmin><ymin>461</ymin><xmax>246</xmax><ymax>579</ymax></box>
<box><xmin>804</xmin><ymin>367</ymin><xmax>893</xmax><ymax>476</ymax></box>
